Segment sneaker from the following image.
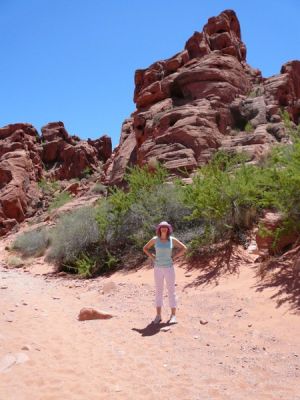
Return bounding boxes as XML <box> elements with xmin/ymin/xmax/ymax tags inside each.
<box><xmin>169</xmin><ymin>315</ymin><xmax>177</xmax><ymax>324</ymax></box>
<box><xmin>152</xmin><ymin>315</ymin><xmax>162</xmax><ymax>324</ymax></box>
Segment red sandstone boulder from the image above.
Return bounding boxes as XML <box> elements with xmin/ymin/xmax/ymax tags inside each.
<box><xmin>256</xmin><ymin>212</ymin><xmax>299</xmax><ymax>255</ymax></box>
<box><xmin>78</xmin><ymin>307</ymin><xmax>113</xmax><ymax>321</ymax></box>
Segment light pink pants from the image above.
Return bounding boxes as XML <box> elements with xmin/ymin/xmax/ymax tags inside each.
<box><xmin>154</xmin><ymin>266</ymin><xmax>177</xmax><ymax>308</ymax></box>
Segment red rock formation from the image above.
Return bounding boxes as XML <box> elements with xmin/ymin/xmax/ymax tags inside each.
<box><xmin>256</xmin><ymin>212</ymin><xmax>299</xmax><ymax>256</ymax></box>
<box><xmin>104</xmin><ymin>9</ymin><xmax>300</xmax><ymax>185</ymax></box>
<box><xmin>41</xmin><ymin>122</ymin><xmax>112</xmax><ymax>180</ymax></box>
<box><xmin>0</xmin><ymin>121</ymin><xmax>112</xmax><ymax>236</ymax></box>
<box><xmin>0</xmin><ymin>124</ymin><xmax>42</xmax><ymax>235</ymax></box>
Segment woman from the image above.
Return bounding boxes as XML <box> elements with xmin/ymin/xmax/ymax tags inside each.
<box><xmin>143</xmin><ymin>221</ymin><xmax>187</xmax><ymax>324</ymax></box>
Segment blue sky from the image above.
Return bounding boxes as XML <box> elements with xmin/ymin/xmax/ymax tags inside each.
<box><xmin>1</xmin><ymin>0</ymin><xmax>299</xmax><ymax>149</ymax></box>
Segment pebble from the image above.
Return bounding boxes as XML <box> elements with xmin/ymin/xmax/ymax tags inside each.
<box><xmin>0</xmin><ymin>286</ymin><xmax>8</xmax><ymax>289</ymax></box>
<box><xmin>161</xmin><ymin>327</ymin><xmax>171</xmax><ymax>332</ymax></box>
<box><xmin>193</xmin><ymin>335</ymin><xmax>199</xmax><ymax>339</ymax></box>
<box><xmin>21</xmin><ymin>345</ymin><xmax>31</xmax><ymax>351</ymax></box>
<box><xmin>200</xmin><ymin>319</ymin><xmax>208</xmax><ymax>325</ymax></box>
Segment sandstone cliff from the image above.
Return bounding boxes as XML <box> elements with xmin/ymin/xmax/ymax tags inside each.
<box><xmin>104</xmin><ymin>9</ymin><xmax>300</xmax><ymax>185</ymax></box>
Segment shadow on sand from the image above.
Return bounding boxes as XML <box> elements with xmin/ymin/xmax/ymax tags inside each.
<box><xmin>254</xmin><ymin>258</ymin><xmax>300</xmax><ymax>312</ymax></box>
<box><xmin>132</xmin><ymin>321</ymin><xmax>176</xmax><ymax>337</ymax></box>
<box><xmin>182</xmin><ymin>240</ymin><xmax>244</xmax><ymax>289</ymax></box>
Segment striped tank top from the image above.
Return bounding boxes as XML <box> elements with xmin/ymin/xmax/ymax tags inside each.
<box><xmin>154</xmin><ymin>236</ymin><xmax>173</xmax><ymax>268</ymax></box>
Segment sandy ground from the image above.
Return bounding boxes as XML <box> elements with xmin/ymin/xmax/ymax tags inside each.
<box><xmin>1</xmin><ymin>238</ymin><xmax>300</xmax><ymax>400</ymax></box>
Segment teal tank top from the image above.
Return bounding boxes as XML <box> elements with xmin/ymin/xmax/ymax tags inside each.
<box><xmin>154</xmin><ymin>236</ymin><xmax>173</xmax><ymax>268</ymax></box>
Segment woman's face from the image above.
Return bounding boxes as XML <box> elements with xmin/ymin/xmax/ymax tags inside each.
<box><xmin>160</xmin><ymin>226</ymin><xmax>169</xmax><ymax>237</ymax></box>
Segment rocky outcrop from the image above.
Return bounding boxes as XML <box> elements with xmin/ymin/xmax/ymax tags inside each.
<box><xmin>104</xmin><ymin>9</ymin><xmax>300</xmax><ymax>185</ymax></box>
<box><xmin>41</xmin><ymin>122</ymin><xmax>112</xmax><ymax>180</ymax></box>
<box><xmin>0</xmin><ymin>122</ymin><xmax>112</xmax><ymax>235</ymax></box>
<box><xmin>0</xmin><ymin>124</ymin><xmax>42</xmax><ymax>235</ymax></box>
<box><xmin>255</xmin><ymin>212</ymin><xmax>299</xmax><ymax>256</ymax></box>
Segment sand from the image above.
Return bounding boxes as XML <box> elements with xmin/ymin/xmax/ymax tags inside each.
<box><xmin>1</xmin><ymin>240</ymin><xmax>300</xmax><ymax>400</ymax></box>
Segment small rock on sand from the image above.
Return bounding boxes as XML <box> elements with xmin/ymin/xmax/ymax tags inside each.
<box><xmin>78</xmin><ymin>307</ymin><xmax>113</xmax><ymax>321</ymax></box>
<box><xmin>200</xmin><ymin>319</ymin><xmax>208</xmax><ymax>325</ymax></box>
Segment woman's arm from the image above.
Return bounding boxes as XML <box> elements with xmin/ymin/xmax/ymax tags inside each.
<box><xmin>172</xmin><ymin>237</ymin><xmax>187</xmax><ymax>260</ymax></box>
<box><xmin>143</xmin><ymin>238</ymin><xmax>156</xmax><ymax>260</ymax></box>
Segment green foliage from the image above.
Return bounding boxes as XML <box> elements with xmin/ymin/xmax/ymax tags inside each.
<box><xmin>280</xmin><ymin>108</ymin><xmax>292</xmax><ymax>128</ymax></box>
<box><xmin>12</xmin><ymin>227</ymin><xmax>50</xmax><ymax>257</ymax></box>
<box><xmin>124</xmin><ymin>164</ymin><xmax>168</xmax><ymax>195</ymax></box>
<box><xmin>81</xmin><ymin>166</ymin><xmax>93</xmax><ymax>178</ymax></box>
<box><xmin>38</xmin><ymin>178</ymin><xmax>60</xmax><ymax>195</ymax></box>
<box><xmin>47</xmin><ymin>206</ymin><xmax>99</xmax><ymax>264</ymax></box>
<box><xmin>244</xmin><ymin>121</ymin><xmax>254</xmax><ymax>133</ymax></box>
<box><xmin>48</xmin><ymin>192</ymin><xmax>72</xmax><ymax>211</ymax></box>
<box><xmin>74</xmin><ymin>253</ymin><xmax>96</xmax><ymax>278</ymax></box>
<box><xmin>96</xmin><ymin>166</ymin><xmax>192</xmax><ymax>252</ymax></box>
<box><xmin>183</xmin><ymin>139</ymin><xmax>300</xmax><ymax>249</ymax></box>
<box><xmin>103</xmin><ymin>249</ymin><xmax>119</xmax><ymax>270</ymax></box>
<box><xmin>96</xmin><ymin>164</ymin><xmax>169</xmax><ymax>245</ymax></box>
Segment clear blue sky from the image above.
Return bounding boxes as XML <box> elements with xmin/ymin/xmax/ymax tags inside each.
<box><xmin>1</xmin><ymin>0</ymin><xmax>299</xmax><ymax>149</ymax></box>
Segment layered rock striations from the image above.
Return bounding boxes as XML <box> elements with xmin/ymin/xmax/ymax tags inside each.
<box><xmin>104</xmin><ymin>9</ymin><xmax>300</xmax><ymax>185</ymax></box>
<box><xmin>0</xmin><ymin>122</ymin><xmax>111</xmax><ymax>235</ymax></box>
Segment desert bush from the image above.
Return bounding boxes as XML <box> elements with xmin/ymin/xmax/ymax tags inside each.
<box><xmin>96</xmin><ymin>180</ymin><xmax>193</xmax><ymax>250</ymax></box>
<box><xmin>91</xmin><ymin>183</ymin><xmax>107</xmax><ymax>195</ymax></box>
<box><xmin>183</xmin><ymin>138</ymin><xmax>300</xmax><ymax>249</ymax></box>
<box><xmin>95</xmin><ymin>164</ymin><xmax>169</xmax><ymax>245</ymax></box>
<box><xmin>47</xmin><ymin>206</ymin><xmax>99</xmax><ymax>264</ymax></box>
<box><xmin>183</xmin><ymin>151</ymin><xmax>262</xmax><ymax>245</ymax></box>
<box><xmin>12</xmin><ymin>227</ymin><xmax>50</xmax><ymax>257</ymax></box>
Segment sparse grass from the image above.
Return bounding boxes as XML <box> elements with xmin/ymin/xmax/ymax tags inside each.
<box><xmin>48</xmin><ymin>192</ymin><xmax>72</xmax><ymax>211</ymax></box>
<box><xmin>6</xmin><ymin>256</ymin><xmax>24</xmax><ymax>268</ymax></box>
<box><xmin>38</xmin><ymin>178</ymin><xmax>60</xmax><ymax>195</ymax></box>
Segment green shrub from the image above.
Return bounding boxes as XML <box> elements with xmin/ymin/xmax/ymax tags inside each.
<box><xmin>48</xmin><ymin>192</ymin><xmax>72</xmax><ymax>211</ymax></box>
<box><xmin>74</xmin><ymin>253</ymin><xmax>96</xmax><ymax>278</ymax></box>
<box><xmin>12</xmin><ymin>227</ymin><xmax>50</xmax><ymax>257</ymax></box>
<box><xmin>96</xmin><ymin>181</ymin><xmax>193</xmax><ymax>251</ymax></box>
<box><xmin>244</xmin><ymin>121</ymin><xmax>254</xmax><ymax>133</ymax></box>
<box><xmin>47</xmin><ymin>206</ymin><xmax>99</xmax><ymax>264</ymax></box>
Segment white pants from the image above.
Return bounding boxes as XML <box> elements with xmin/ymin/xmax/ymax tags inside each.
<box><xmin>154</xmin><ymin>266</ymin><xmax>177</xmax><ymax>308</ymax></box>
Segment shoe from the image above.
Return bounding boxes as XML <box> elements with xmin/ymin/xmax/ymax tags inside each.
<box><xmin>152</xmin><ymin>315</ymin><xmax>162</xmax><ymax>324</ymax></box>
<box><xmin>169</xmin><ymin>315</ymin><xmax>177</xmax><ymax>324</ymax></box>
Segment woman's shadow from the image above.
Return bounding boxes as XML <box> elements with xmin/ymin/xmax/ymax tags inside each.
<box><xmin>132</xmin><ymin>321</ymin><xmax>175</xmax><ymax>337</ymax></box>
